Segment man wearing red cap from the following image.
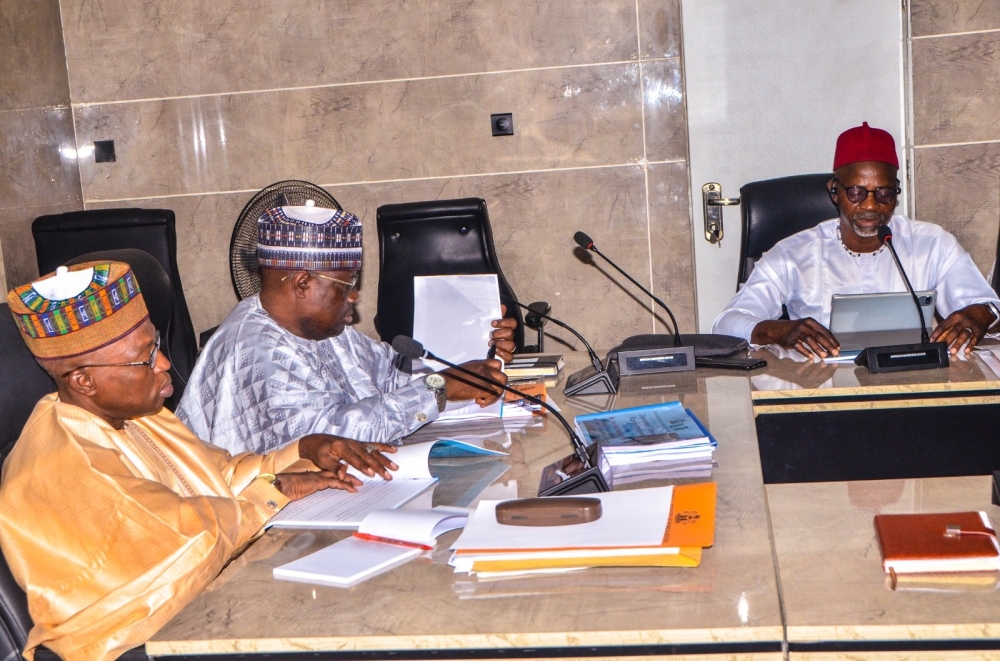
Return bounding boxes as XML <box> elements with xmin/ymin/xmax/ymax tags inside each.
<box><xmin>713</xmin><ymin>122</ymin><xmax>1000</xmax><ymax>358</ymax></box>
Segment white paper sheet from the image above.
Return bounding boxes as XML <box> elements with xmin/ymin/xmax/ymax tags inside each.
<box><xmin>450</xmin><ymin>486</ymin><xmax>674</xmax><ymax>552</ymax></box>
<box><xmin>273</xmin><ymin>537</ymin><xmax>422</xmax><ymax>588</ymax></box>
<box><xmin>412</xmin><ymin>274</ymin><xmax>502</xmax><ymax>364</ymax></box>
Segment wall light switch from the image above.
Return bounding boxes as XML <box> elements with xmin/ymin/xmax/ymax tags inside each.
<box><xmin>491</xmin><ymin>113</ymin><xmax>514</xmax><ymax>136</ymax></box>
<box><xmin>94</xmin><ymin>140</ymin><xmax>116</xmax><ymax>163</ymax></box>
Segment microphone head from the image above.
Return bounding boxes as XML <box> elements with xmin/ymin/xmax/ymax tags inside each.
<box><xmin>573</xmin><ymin>231</ymin><xmax>595</xmax><ymax>250</ymax></box>
<box><xmin>877</xmin><ymin>224</ymin><xmax>892</xmax><ymax>244</ymax></box>
<box><xmin>391</xmin><ymin>335</ymin><xmax>425</xmax><ymax>359</ymax></box>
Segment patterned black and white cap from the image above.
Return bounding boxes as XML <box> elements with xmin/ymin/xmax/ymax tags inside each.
<box><xmin>256</xmin><ymin>205</ymin><xmax>362</xmax><ymax>271</ymax></box>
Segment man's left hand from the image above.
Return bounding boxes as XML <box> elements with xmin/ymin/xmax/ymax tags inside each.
<box><xmin>298</xmin><ymin>434</ymin><xmax>399</xmax><ymax>480</ymax></box>
<box><xmin>490</xmin><ymin>305</ymin><xmax>518</xmax><ymax>362</ymax></box>
<box><xmin>930</xmin><ymin>303</ymin><xmax>994</xmax><ymax>354</ymax></box>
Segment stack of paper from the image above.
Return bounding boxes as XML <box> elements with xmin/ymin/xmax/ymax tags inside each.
<box><xmin>575</xmin><ymin>401</ymin><xmax>716</xmax><ymax>470</ymax></box>
<box><xmin>274</xmin><ymin>507</ymin><xmax>469</xmax><ymax>588</ymax></box>
<box><xmin>449</xmin><ymin>483</ymin><xmax>716</xmax><ymax>578</ymax></box>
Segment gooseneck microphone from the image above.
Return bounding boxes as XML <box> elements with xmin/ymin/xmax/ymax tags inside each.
<box><xmin>391</xmin><ymin>335</ymin><xmax>610</xmax><ymax>496</ymax></box>
<box><xmin>852</xmin><ymin>223</ymin><xmax>948</xmax><ymax>373</ymax></box>
<box><xmin>574</xmin><ymin>231</ymin><xmax>682</xmax><ymax>347</ymax></box>
<box><xmin>878</xmin><ymin>224</ymin><xmax>930</xmax><ymax>344</ymax></box>
<box><xmin>500</xmin><ymin>296</ymin><xmax>602</xmax><ymax>372</ymax></box>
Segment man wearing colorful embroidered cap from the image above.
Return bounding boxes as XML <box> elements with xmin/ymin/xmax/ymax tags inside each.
<box><xmin>177</xmin><ymin>204</ymin><xmax>514</xmax><ymax>456</ymax></box>
<box><xmin>0</xmin><ymin>261</ymin><xmax>399</xmax><ymax>661</ymax></box>
<box><xmin>713</xmin><ymin>122</ymin><xmax>1000</xmax><ymax>358</ymax></box>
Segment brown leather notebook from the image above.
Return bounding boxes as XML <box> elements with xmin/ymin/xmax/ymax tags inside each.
<box><xmin>874</xmin><ymin>511</ymin><xmax>1000</xmax><ymax>574</ymax></box>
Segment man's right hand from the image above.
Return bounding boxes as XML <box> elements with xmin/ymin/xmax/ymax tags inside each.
<box><xmin>442</xmin><ymin>359</ymin><xmax>507</xmax><ymax>407</ymax></box>
<box><xmin>751</xmin><ymin>318</ymin><xmax>840</xmax><ymax>359</ymax></box>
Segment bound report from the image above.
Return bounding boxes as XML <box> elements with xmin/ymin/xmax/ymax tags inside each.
<box><xmin>874</xmin><ymin>511</ymin><xmax>1000</xmax><ymax>574</ymax></box>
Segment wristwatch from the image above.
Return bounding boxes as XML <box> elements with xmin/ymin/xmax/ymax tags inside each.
<box><xmin>256</xmin><ymin>472</ymin><xmax>283</xmax><ymax>494</ymax></box>
<box><xmin>988</xmin><ymin>302</ymin><xmax>1000</xmax><ymax>332</ymax></box>
<box><xmin>424</xmin><ymin>373</ymin><xmax>447</xmax><ymax>412</ymax></box>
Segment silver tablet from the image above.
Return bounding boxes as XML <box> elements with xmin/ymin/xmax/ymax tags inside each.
<box><xmin>830</xmin><ymin>291</ymin><xmax>936</xmax><ymax>334</ymax></box>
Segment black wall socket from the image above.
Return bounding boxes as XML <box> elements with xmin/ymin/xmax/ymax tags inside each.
<box><xmin>491</xmin><ymin>113</ymin><xmax>514</xmax><ymax>136</ymax></box>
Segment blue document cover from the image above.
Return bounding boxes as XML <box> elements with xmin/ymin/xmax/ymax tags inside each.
<box><xmin>574</xmin><ymin>401</ymin><xmax>717</xmax><ymax>451</ymax></box>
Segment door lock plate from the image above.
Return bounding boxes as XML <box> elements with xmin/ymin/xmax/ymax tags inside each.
<box><xmin>701</xmin><ymin>183</ymin><xmax>740</xmax><ymax>244</ymax></box>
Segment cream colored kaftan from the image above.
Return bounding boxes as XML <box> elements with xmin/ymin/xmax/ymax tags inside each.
<box><xmin>0</xmin><ymin>394</ymin><xmax>312</xmax><ymax>660</ymax></box>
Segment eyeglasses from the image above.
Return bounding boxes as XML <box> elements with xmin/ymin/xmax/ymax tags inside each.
<box><xmin>281</xmin><ymin>271</ymin><xmax>359</xmax><ymax>292</ymax></box>
<box><xmin>62</xmin><ymin>331</ymin><xmax>160</xmax><ymax>378</ymax></box>
<box><xmin>833</xmin><ymin>178</ymin><xmax>901</xmax><ymax>205</ymax></box>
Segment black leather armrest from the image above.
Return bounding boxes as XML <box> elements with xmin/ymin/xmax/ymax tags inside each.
<box><xmin>199</xmin><ymin>326</ymin><xmax>219</xmax><ymax>350</ymax></box>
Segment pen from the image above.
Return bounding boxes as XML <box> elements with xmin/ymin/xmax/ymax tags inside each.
<box><xmin>352</xmin><ymin>532</ymin><xmax>432</xmax><ymax>551</ymax></box>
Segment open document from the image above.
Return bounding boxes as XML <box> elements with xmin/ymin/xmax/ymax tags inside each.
<box><xmin>266</xmin><ymin>440</ymin><xmax>506</xmax><ymax>529</ymax></box>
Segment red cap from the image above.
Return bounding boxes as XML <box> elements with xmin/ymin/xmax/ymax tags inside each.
<box><xmin>833</xmin><ymin>122</ymin><xmax>899</xmax><ymax>170</ymax></box>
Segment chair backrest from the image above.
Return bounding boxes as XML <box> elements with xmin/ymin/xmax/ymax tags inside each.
<box><xmin>375</xmin><ymin>198</ymin><xmax>525</xmax><ymax>350</ymax></box>
<box><xmin>32</xmin><ymin>209</ymin><xmax>197</xmax><ymax>405</ymax></box>
<box><xmin>0</xmin><ymin>304</ymin><xmax>55</xmax><ymax>463</ymax></box>
<box><xmin>737</xmin><ymin>173</ymin><xmax>837</xmax><ymax>286</ymax></box>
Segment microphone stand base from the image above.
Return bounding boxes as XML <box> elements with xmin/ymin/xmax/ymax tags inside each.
<box><xmin>854</xmin><ymin>342</ymin><xmax>949</xmax><ymax>373</ymax></box>
<box><xmin>564</xmin><ymin>360</ymin><xmax>620</xmax><ymax>396</ymax></box>
<box><xmin>538</xmin><ymin>445</ymin><xmax>613</xmax><ymax>497</ymax></box>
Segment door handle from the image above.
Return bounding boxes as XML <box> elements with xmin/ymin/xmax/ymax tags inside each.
<box><xmin>701</xmin><ymin>183</ymin><xmax>740</xmax><ymax>245</ymax></box>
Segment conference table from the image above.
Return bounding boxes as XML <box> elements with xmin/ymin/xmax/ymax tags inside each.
<box><xmin>148</xmin><ymin>349</ymin><xmax>1000</xmax><ymax>660</ymax></box>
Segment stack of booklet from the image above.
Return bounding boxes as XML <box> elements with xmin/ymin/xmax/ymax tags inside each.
<box><xmin>449</xmin><ymin>483</ymin><xmax>716</xmax><ymax>578</ymax></box>
<box><xmin>506</xmin><ymin>354</ymin><xmax>564</xmax><ymax>388</ymax></box>
<box><xmin>574</xmin><ymin>401</ymin><xmax>717</xmax><ymax>482</ymax></box>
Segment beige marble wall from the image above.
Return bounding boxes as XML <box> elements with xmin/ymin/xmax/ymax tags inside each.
<box><xmin>0</xmin><ymin>0</ymin><xmax>83</xmax><ymax>289</ymax></box>
<box><xmin>59</xmin><ymin>0</ymin><xmax>695</xmax><ymax>349</ymax></box>
<box><xmin>911</xmin><ymin>0</ymin><xmax>1000</xmax><ymax>275</ymax></box>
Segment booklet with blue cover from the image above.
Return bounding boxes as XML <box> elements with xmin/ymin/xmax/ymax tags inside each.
<box><xmin>573</xmin><ymin>401</ymin><xmax>716</xmax><ymax>460</ymax></box>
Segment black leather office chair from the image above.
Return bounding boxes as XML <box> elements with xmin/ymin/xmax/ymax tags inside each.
<box><xmin>375</xmin><ymin>198</ymin><xmax>546</xmax><ymax>353</ymax></box>
<box><xmin>737</xmin><ymin>173</ymin><xmax>837</xmax><ymax>286</ymax></box>
<box><xmin>32</xmin><ymin>209</ymin><xmax>198</xmax><ymax>407</ymax></box>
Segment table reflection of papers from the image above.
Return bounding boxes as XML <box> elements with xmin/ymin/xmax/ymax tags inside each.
<box><xmin>752</xmin><ymin>346</ymin><xmax>859</xmax><ymax>390</ymax></box>
<box><xmin>453</xmin><ymin>567</ymin><xmax>716</xmax><ymax>598</ymax></box>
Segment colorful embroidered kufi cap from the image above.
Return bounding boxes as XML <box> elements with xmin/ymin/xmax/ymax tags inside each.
<box><xmin>833</xmin><ymin>121</ymin><xmax>899</xmax><ymax>170</ymax></box>
<box><xmin>256</xmin><ymin>205</ymin><xmax>363</xmax><ymax>271</ymax></box>
<box><xmin>6</xmin><ymin>261</ymin><xmax>149</xmax><ymax>360</ymax></box>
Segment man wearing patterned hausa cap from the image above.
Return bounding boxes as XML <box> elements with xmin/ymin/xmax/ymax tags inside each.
<box><xmin>0</xmin><ymin>261</ymin><xmax>400</xmax><ymax>660</ymax></box>
<box><xmin>178</xmin><ymin>203</ymin><xmax>515</xmax><ymax>456</ymax></box>
<box><xmin>713</xmin><ymin>122</ymin><xmax>1000</xmax><ymax>358</ymax></box>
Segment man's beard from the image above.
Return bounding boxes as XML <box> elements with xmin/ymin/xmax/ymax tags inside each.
<box><xmin>846</xmin><ymin>211</ymin><xmax>886</xmax><ymax>238</ymax></box>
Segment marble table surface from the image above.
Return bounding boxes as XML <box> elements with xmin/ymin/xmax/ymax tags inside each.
<box><xmin>148</xmin><ymin>356</ymin><xmax>783</xmax><ymax>656</ymax></box>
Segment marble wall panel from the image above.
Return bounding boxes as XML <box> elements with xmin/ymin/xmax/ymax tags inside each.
<box><xmin>75</xmin><ymin>65</ymin><xmax>644</xmax><ymax>201</ymax></box>
<box><xmin>648</xmin><ymin>161</ymin><xmax>696</xmax><ymax>334</ymax></box>
<box><xmin>328</xmin><ymin>165</ymin><xmax>657</xmax><ymax>352</ymax></box>
<box><xmin>0</xmin><ymin>107</ymin><xmax>82</xmax><ymax>210</ymax></box>
<box><xmin>638</xmin><ymin>0</ymin><xmax>682</xmax><ymax>60</ymax></box>
<box><xmin>0</xmin><ymin>203</ymin><xmax>82</xmax><ymax>287</ymax></box>
<box><xmin>0</xmin><ymin>0</ymin><xmax>70</xmax><ymax>111</ymax></box>
<box><xmin>642</xmin><ymin>59</ymin><xmax>687</xmax><ymax>163</ymax></box>
<box><xmin>911</xmin><ymin>0</ymin><xmax>1000</xmax><ymax>37</ymax></box>
<box><xmin>913</xmin><ymin>144</ymin><xmax>1000</xmax><ymax>275</ymax></box>
<box><xmin>61</xmin><ymin>0</ymin><xmax>639</xmax><ymax>103</ymax></box>
<box><xmin>89</xmin><ymin>166</ymin><xmax>658</xmax><ymax>351</ymax></box>
<box><xmin>912</xmin><ymin>32</ymin><xmax>1000</xmax><ymax>145</ymax></box>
